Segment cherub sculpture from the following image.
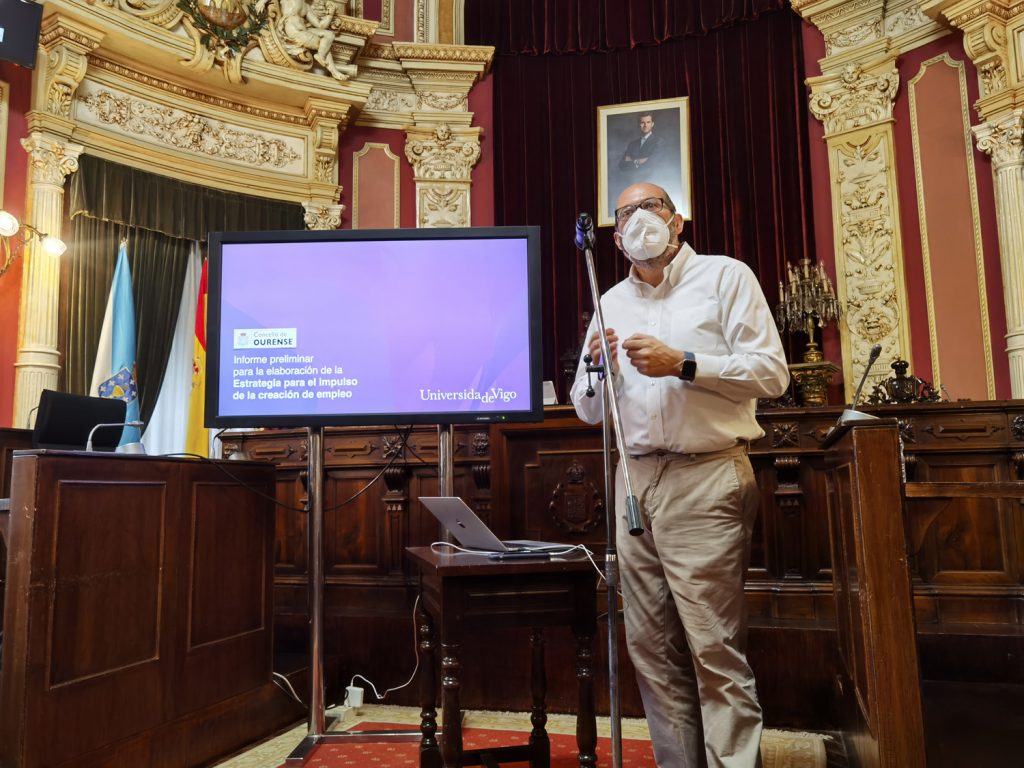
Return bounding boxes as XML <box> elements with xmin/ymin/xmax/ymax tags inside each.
<box><xmin>262</xmin><ymin>0</ymin><xmax>355</xmax><ymax>80</ymax></box>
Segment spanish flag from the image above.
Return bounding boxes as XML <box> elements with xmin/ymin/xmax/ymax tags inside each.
<box><xmin>185</xmin><ymin>258</ymin><xmax>209</xmax><ymax>456</ymax></box>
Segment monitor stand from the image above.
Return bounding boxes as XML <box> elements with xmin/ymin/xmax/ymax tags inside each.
<box><xmin>285</xmin><ymin>425</ymin><xmax>454</xmax><ymax>763</ymax></box>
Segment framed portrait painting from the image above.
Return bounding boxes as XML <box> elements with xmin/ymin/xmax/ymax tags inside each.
<box><xmin>597</xmin><ymin>96</ymin><xmax>692</xmax><ymax>228</ymax></box>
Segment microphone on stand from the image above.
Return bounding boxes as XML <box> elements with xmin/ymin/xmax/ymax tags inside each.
<box><xmin>838</xmin><ymin>343</ymin><xmax>883</xmax><ymax>426</ymax></box>
<box><xmin>86</xmin><ymin>420</ymin><xmax>145</xmax><ymax>453</ymax></box>
<box><xmin>821</xmin><ymin>344</ymin><xmax>882</xmax><ymax>449</ymax></box>
<box><xmin>574</xmin><ymin>211</ymin><xmax>642</xmax><ymax>538</ymax></box>
<box><xmin>575</xmin><ymin>213</ymin><xmax>595</xmax><ymax>251</ymax></box>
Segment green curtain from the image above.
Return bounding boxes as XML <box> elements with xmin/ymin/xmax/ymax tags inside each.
<box><xmin>69</xmin><ymin>155</ymin><xmax>304</xmax><ymax>241</ymax></box>
<box><xmin>60</xmin><ymin>155</ymin><xmax>305</xmax><ymax>425</ymax></box>
<box><xmin>60</xmin><ymin>217</ymin><xmax>191</xmax><ymax>425</ymax></box>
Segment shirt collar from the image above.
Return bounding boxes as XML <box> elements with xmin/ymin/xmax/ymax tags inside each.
<box><xmin>626</xmin><ymin>241</ymin><xmax>697</xmax><ymax>293</ymax></box>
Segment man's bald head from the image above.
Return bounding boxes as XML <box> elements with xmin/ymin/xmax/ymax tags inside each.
<box><xmin>615</xmin><ymin>182</ymin><xmax>673</xmax><ymax>215</ymax></box>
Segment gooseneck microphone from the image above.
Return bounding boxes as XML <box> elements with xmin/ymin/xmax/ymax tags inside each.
<box><xmin>574</xmin><ymin>212</ymin><xmax>595</xmax><ymax>251</ymax></box>
<box><xmin>821</xmin><ymin>344</ymin><xmax>883</xmax><ymax>449</ymax></box>
<box><xmin>827</xmin><ymin>344</ymin><xmax>884</xmax><ymax>438</ymax></box>
<box><xmin>851</xmin><ymin>343</ymin><xmax>883</xmax><ymax>410</ymax></box>
<box><xmin>86</xmin><ymin>420</ymin><xmax>145</xmax><ymax>452</ymax></box>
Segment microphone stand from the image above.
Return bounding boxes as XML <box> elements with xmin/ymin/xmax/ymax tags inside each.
<box><xmin>85</xmin><ymin>420</ymin><xmax>146</xmax><ymax>453</ymax></box>
<box><xmin>575</xmin><ymin>212</ymin><xmax>643</xmax><ymax>768</ymax></box>
<box><xmin>823</xmin><ymin>343</ymin><xmax>883</xmax><ymax>449</ymax></box>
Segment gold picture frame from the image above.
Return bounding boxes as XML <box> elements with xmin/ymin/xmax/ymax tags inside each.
<box><xmin>597</xmin><ymin>96</ymin><xmax>692</xmax><ymax>228</ymax></box>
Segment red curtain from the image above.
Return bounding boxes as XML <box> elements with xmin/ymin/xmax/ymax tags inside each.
<box><xmin>465</xmin><ymin>0</ymin><xmax>786</xmax><ymax>54</ymax></box>
<box><xmin>465</xmin><ymin>2</ymin><xmax>813</xmax><ymax>398</ymax></box>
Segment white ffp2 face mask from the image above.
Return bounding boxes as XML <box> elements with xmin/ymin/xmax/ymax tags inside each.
<box><xmin>620</xmin><ymin>208</ymin><xmax>671</xmax><ymax>262</ymax></box>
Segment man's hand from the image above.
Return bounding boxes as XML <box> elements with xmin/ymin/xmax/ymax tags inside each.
<box><xmin>586</xmin><ymin>328</ymin><xmax>619</xmax><ymax>375</ymax></box>
<box><xmin>621</xmin><ymin>334</ymin><xmax>684</xmax><ymax>377</ymax></box>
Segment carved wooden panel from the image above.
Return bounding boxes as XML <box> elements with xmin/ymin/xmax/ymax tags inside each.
<box><xmin>0</xmin><ymin>452</ymin><xmax>280</xmax><ymax>768</ymax></box>
<box><xmin>232</xmin><ymin>401</ymin><xmax>1024</xmax><ymax>723</ymax></box>
<box><xmin>50</xmin><ymin>480</ymin><xmax>167</xmax><ymax>687</ymax></box>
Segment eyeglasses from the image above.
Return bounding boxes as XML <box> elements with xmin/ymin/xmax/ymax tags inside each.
<box><xmin>614</xmin><ymin>196</ymin><xmax>672</xmax><ymax>226</ymax></box>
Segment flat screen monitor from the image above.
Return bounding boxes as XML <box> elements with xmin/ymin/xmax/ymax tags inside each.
<box><xmin>206</xmin><ymin>226</ymin><xmax>543</xmax><ymax>428</ymax></box>
<box><xmin>0</xmin><ymin>0</ymin><xmax>43</xmax><ymax>70</ymax></box>
<box><xmin>32</xmin><ymin>390</ymin><xmax>127</xmax><ymax>451</ymax></box>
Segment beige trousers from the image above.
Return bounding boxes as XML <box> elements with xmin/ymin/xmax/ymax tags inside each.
<box><xmin>616</xmin><ymin>445</ymin><xmax>763</xmax><ymax>768</ymax></box>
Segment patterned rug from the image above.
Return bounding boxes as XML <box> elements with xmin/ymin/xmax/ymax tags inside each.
<box><xmin>216</xmin><ymin>704</ymin><xmax>829</xmax><ymax>768</ymax></box>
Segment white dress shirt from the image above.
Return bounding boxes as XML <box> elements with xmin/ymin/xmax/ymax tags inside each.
<box><xmin>571</xmin><ymin>242</ymin><xmax>789</xmax><ymax>455</ymax></box>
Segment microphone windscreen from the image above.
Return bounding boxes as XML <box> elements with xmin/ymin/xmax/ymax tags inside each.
<box><xmin>574</xmin><ymin>213</ymin><xmax>594</xmax><ymax>250</ymax></box>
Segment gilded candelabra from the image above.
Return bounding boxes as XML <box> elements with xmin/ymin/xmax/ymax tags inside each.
<box><xmin>775</xmin><ymin>258</ymin><xmax>841</xmax><ymax>407</ymax></box>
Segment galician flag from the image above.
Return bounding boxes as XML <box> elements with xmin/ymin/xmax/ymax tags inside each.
<box><xmin>185</xmin><ymin>258</ymin><xmax>209</xmax><ymax>457</ymax></box>
<box><xmin>90</xmin><ymin>240</ymin><xmax>141</xmax><ymax>445</ymax></box>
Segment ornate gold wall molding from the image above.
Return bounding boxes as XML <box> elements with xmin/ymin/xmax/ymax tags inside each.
<box><xmin>70</xmin><ymin>61</ymin><xmax>337</xmax><ymax>203</ymax></box>
<box><xmin>829</xmin><ymin>130</ymin><xmax>914</xmax><ymax>392</ymax></box>
<box><xmin>796</xmin><ymin>2</ymin><xmax>914</xmax><ymax>397</ymax></box>
<box><xmin>377</xmin><ymin>0</ymin><xmax>395</xmax><ymax>36</ymax></box>
<box><xmin>0</xmin><ymin>81</ymin><xmax>8</xmax><ymax>198</ymax></box>
<box><xmin>404</xmin><ymin>122</ymin><xmax>480</xmax><ymax>227</ymax></box>
<box><xmin>415</xmin><ymin>0</ymin><xmax>435</xmax><ymax>43</ymax></box>
<box><xmin>909</xmin><ymin>54</ymin><xmax>995</xmax><ymax>397</ymax></box>
<box><xmin>352</xmin><ymin>142</ymin><xmax>400</xmax><ymax>228</ymax></box>
<box><xmin>926</xmin><ymin>0</ymin><xmax>1024</xmax><ymax>393</ymax></box>
<box><xmin>75</xmin><ymin>85</ymin><xmax>302</xmax><ymax>170</ymax></box>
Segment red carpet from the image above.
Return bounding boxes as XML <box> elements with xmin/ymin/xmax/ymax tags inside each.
<box><xmin>283</xmin><ymin>722</ymin><xmax>655</xmax><ymax>767</ymax></box>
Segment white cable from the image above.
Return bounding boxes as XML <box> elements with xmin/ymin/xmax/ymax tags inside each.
<box><xmin>272</xmin><ymin>671</ymin><xmax>304</xmax><ymax>705</ymax></box>
<box><xmin>348</xmin><ymin>594</ymin><xmax>422</xmax><ymax>703</ymax></box>
<box><xmin>429</xmin><ymin>541</ymin><xmax>608</xmax><ymax>585</ymax></box>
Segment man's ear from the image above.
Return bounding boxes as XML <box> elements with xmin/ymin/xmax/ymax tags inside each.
<box><xmin>670</xmin><ymin>213</ymin><xmax>683</xmax><ymax>236</ymax></box>
<box><xmin>613</xmin><ymin>231</ymin><xmax>623</xmax><ymax>252</ymax></box>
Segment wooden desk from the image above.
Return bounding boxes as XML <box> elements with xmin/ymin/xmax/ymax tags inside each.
<box><xmin>406</xmin><ymin>547</ymin><xmax>598</xmax><ymax>768</ymax></box>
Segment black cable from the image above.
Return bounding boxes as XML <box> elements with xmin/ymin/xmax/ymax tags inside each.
<box><xmin>159</xmin><ymin>452</ymin><xmax>308</xmax><ymax>512</ymax></box>
<box><xmin>157</xmin><ymin>424</ymin><xmax>419</xmax><ymax>515</ymax></box>
<box><xmin>321</xmin><ymin>425</ymin><xmax>415</xmax><ymax>512</ymax></box>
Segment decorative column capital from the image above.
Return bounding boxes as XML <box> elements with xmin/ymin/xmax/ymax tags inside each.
<box><xmin>974</xmin><ymin>109</ymin><xmax>1024</xmax><ymax>167</ymax></box>
<box><xmin>807</xmin><ymin>56</ymin><xmax>901</xmax><ymax>136</ymax></box>
<box><xmin>404</xmin><ymin>122</ymin><xmax>480</xmax><ymax>228</ymax></box>
<box><xmin>34</xmin><ymin>14</ymin><xmax>104</xmax><ymax>128</ymax></box>
<box><xmin>20</xmin><ymin>132</ymin><xmax>84</xmax><ymax>187</ymax></box>
<box><xmin>404</xmin><ymin>122</ymin><xmax>481</xmax><ymax>181</ymax></box>
<box><xmin>303</xmin><ymin>202</ymin><xmax>344</xmax><ymax>230</ymax></box>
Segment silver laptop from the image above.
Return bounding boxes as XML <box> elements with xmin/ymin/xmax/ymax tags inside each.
<box><xmin>420</xmin><ymin>496</ymin><xmax>570</xmax><ymax>554</ymax></box>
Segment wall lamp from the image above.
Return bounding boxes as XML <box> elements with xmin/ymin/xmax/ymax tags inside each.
<box><xmin>0</xmin><ymin>210</ymin><xmax>67</xmax><ymax>278</ymax></box>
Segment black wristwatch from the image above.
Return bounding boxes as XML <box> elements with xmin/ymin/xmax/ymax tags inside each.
<box><xmin>678</xmin><ymin>351</ymin><xmax>696</xmax><ymax>382</ymax></box>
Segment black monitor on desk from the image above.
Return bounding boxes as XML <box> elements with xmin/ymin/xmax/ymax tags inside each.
<box><xmin>31</xmin><ymin>390</ymin><xmax>127</xmax><ymax>451</ymax></box>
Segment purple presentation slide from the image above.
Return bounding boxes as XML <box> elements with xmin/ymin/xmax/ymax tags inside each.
<box><xmin>217</xmin><ymin>237</ymin><xmax>532</xmax><ymax>419</ymax></box>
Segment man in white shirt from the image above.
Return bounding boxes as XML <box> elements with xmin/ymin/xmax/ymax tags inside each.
<box><xmin>571</xmin><ymin>182</ymin><xmax>789</xmax><ymax>768</ymax></box>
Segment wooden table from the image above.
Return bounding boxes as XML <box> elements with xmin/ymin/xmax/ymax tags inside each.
<box><xmin>406</xmin><ymin>547</ymin><xmax>598</xmax><ymax>768</ymax></box>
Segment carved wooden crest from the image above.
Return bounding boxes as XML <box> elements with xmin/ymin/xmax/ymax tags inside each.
<box><xmin>548</xmin><ymin>460</ymin><xmax>603</xmax><ymax>534</ymax></box>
